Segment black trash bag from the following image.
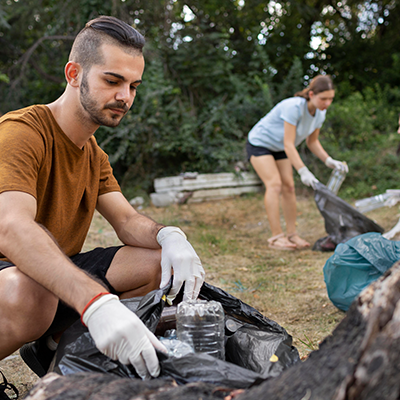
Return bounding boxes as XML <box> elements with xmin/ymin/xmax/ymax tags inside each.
<box><xmin>52</xmin><ymin>282</ymin><xmax>300</xmax><ymax>389</ymax></box>
<box><xmin>313</xmin><ymin>182</ymin><xmax>384</xmax><ymax>252</ymax></box>
<box><xmin>199</xmin><ymin>283</ymin><xmax>299</xmax><ymax>375</ymax></box>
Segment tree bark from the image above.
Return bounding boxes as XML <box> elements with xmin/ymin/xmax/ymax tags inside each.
<box><xmin>238</xmin><ymin>260</ymin><xmax>400</xmax><ymax>400</ymax></box>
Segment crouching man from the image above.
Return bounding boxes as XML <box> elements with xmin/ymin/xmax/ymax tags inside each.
<box><xmin>0</xmin><ymin>15</ymin><xmax>204</xmax><ymax>386</ymax></box>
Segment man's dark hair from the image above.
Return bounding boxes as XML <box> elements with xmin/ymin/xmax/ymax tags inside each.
<box><xmin>69</xmin><ymin>16</ymin><xmax>145</xmax><ymax>70</ymax></box>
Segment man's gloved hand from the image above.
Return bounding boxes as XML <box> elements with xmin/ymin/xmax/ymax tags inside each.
<box><xmin>82</xmin><ymin>294</ymin><xmax>167</xmax><ymax>380</ymax></box>
<box><xmin>298</xmin><ymin>166</ymin><xmax>319</xmax><ymax>189</ymax></box>
<box><xmin>325</xmin><ymin>156</ymin><xmax>349</xmax><ymax>173</ymax></box>
<box><xmin>157</xmin><ymin>226</ymin><xmax>205</xmax><ymax>304</ymax></box>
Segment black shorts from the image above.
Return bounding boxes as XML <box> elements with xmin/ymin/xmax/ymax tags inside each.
<box><xmin>0</xmin><ymin>246</ymin><xmax>123</xmax><ymax>337</ymax></box>
<box><xmin>246</xmin><ymin>140</ymin><xmax>287</xmax><ymax>161</ymax></box>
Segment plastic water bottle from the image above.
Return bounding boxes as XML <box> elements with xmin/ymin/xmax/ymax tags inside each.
<box><xmin>176</xmin><ymin>299</ymin><xmax>225</xmax><ymax>360</ymax></box>
<box><xmin>355</xmin><ymin>193</ymin><xmax>391</xmax><ymax>213</ymax></box>
<box><xmin>158</xmin><ymin>330</ymin><xmax>195</xmax><ymax>358</ymax></box>
<box><xmin>326</xmin><ymin>166</ymin><xmax>347</xmax><ymax>195</ymax></box>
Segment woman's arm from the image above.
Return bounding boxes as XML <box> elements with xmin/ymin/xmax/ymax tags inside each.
<box><xmin>284</xmin><ymin>122</ymin><xmax>319</xmax><ymax>188</ymax></box>
<box><xmin>283</xmin><ymin>121</ymin><xmax>307</xmax><ymax>170</ymax></box>
<box><xmin>306</xmin><ymin>129</ymin><xmax>348</xmax><ymax>172</ymax></box>
<box><xmin>305</xmin><ymin>128</ymin><xmax>329</xmax><ymax>163</ymax></box>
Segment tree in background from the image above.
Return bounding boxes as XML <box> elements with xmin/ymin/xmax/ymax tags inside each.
<box><xmin>1</xmin><ymin>0</ymin><xmax>399</xmax><ymax>196</ymax></box>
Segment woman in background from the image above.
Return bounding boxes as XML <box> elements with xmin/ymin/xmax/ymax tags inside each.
<box><xmin>247</xmin><ymin>75</ymin><xmax>348</xmax><ymax>250</ymax></box>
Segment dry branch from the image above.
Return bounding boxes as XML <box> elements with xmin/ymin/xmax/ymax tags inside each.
<box><xmin>9</xmin><ymin>35</ymin><xmax>75</xmax><ymax>92</ymax></box>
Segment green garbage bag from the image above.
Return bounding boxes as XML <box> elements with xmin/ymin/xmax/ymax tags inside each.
<box><xmin>323</xmin><ymin>232</ymin><xmax>400</xmax><ymax>311</ymax></box>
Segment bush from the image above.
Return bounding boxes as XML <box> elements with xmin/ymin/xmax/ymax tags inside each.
<box><xmin>96</xmin><ymin>56</ymin><xmax>274</xmax><ymax>192</ymax></box>
<box><xmin>302</xmin><ymin>85</ymin><xmax>400</xmax><ymax>200</ymax></box>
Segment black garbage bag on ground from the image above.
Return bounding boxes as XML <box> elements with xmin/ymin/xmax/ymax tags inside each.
<box><xmin>313</xmin><ymin>182</ymin><xmax>384</xmax><ymax>252</ymax></box>
<box><xmin>51</xmin><ymin>282</ymin><xmax>300</xmax><ymax>389</ymax></box>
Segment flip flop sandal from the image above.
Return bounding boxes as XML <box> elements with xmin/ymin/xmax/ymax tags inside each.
<box><xmin>287</xmin><ymin>233</ymin><xmax>310</xmax><ymax>250</ymax></box>
<box><xmin>268</xmin><ymin>233</ymin><xmax>297</xmax><ymax>251</ymax></box>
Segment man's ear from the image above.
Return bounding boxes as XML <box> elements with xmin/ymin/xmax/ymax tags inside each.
<box><xmin>65</xmin><ymin>61</ymin><xmax>82</xmax><ymax>87</ymax></box>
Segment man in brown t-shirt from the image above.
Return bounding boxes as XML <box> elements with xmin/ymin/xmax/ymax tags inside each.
<box><xmin>0</xmin><ymin>16</ymin><xmax>205</xmax><ymax>382</ymax></box>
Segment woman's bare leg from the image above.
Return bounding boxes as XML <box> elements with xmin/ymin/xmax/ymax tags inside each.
<box><xmin>276</xmin><ymin>158</ymin><xmax>310</xmax><ymax>248</ymax></box>
<box><xmin>250</xmin><ymin>155</ymin><xmax>296</xmax><ymax>248</ymax></box>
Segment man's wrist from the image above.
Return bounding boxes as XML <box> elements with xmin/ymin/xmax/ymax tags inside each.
<box><xmin>157</xmin><ymin>226</ymin><xmax>187</xmax><ymax>245</ymax></box>
<box><xmin>81</xmin><ymin>293</ymin><xmax>119</xmax><ymax>326</ymax></box>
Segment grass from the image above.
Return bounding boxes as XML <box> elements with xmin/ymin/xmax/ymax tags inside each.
<box><xmin>2</xmin><ymin>191</ymin><xmax>399</xmax><ymax>396</ymax></box>
<box><xmin>138</xmin><ymin>192</ymin><xmax>400</xmax><ymax>357</ymax></box>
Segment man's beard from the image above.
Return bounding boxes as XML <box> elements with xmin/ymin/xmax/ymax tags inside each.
<box><xmin>79</xmin><ymin>73</ymin><xmax>129</xmax><ymax>127</ymax></box>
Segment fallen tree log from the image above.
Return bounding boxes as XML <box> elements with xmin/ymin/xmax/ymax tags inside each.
<box><xmin>238</xmin><ymin>260</ymin><xmax>400</xmax><ymax>400</ymax></box>
<box><xmin>25</xmin><ymin>261</ymin><xmax>400</xmax><ymax>400</ymax></box>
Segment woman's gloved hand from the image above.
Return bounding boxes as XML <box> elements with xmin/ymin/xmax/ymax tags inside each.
<box><xmin>298</xmin><ymin>166</ymin><xmax>319</xmax><ymax>189</ymax></box>
<box><xmin>325</xmin><ymin>156</ymin><xmax>348</xmax><ymax>173</ymax></box>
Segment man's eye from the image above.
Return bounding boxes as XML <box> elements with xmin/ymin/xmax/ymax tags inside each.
<box><xmin>107</xmin><ymin>80</ymin><xmax>117</xmax><ymax>85</ymax></box>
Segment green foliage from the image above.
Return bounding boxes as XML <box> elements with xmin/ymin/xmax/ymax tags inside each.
<box><xmin>0</xmin><ymin>73</ymin><xmax>9</xmax><ymax>83</ymax></box>
<box><xmin>1</xmin><ymin>0</ymin><xmax>400</xmax><ymax>197</ymax></box>
<box><xmin>302</xmin><ymin>84</ymin><xmax>400</xmax><ymax>199</ymax></box>
<box><xmin>323</xmin><ymin>92</ymin><xmax>376</xmax><ymax>150</ymax></box>
<box><xmin>96</xmin><ymin>54</ymin><xmax>274</xmax><ymax>191</ymax></box>
<box><xmin>276</xmin><ymin>56</ymin><xmax>304</xmax><ymax>102</ymax></box>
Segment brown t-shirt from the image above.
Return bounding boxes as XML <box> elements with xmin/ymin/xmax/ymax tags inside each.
<box><xmin>0</xmin><ymin>105</ymin><xmax>121</xmax><ymax>261</ymax></box>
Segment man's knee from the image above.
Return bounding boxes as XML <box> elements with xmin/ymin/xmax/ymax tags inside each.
<box><xmin>0</xmin><ymin>268</ymin><xmax>58</xmax><ymax>341</ymax></box>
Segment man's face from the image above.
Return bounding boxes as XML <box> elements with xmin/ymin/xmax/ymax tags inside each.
<box><xmin>397</xmin><ymin>116</ymin><xmax>400</xmax><ymax>134</ymax></box>
<box><xmin>79</xmin><ymin>43</ymin><xmax>145</xmax><ymax>128</ymax></box>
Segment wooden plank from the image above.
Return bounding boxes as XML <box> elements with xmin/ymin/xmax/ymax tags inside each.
<box><xmin>150</xmin><ymin>185</ymin><xmax>263</xmax><ymax>207</ymax></box>
<box><xmin>154</xmin><ymin>172</ymin><xmax>262</xmax><ymax>193</ymax></box>
<box><xmin>187</xmin><ymin>185</ymin><xmax>263</xmax><ymax>203</ymax></box>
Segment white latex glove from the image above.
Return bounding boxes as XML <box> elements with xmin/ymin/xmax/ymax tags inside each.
<box><xmin>298</xmin><ymin>166</ymin><xmax>319</xmax><ymax>189</ymax></box>
<box><xmin>82</xmin><ymin>294</ymin><xmax>167</xmax><ymax>380</ymax></box>
<box><xmin>157</xmin><ymin>226</ymin><xmax>205</xmax><ymax>304</ymax></box>
<box><xmin>325</xmin><ymin>156</ymin><xmax>349</xmax><ymax>173</ymax></box>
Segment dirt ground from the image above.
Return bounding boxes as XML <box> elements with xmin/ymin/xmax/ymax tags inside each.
<box><xmin>1</xmin><ymin>191</ymin><xmax>399</xmax><ymax>398</ymax></box>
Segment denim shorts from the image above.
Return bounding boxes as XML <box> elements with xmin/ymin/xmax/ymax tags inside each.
<box><xmin>246</xmin><ymin>140</ymin><xmax>287</xmax><ymax>161</ymax></box>
<box><xmin>0</xmin><ymin>246</ymin><xmax>123</xmax><ymax>337</ymax></box>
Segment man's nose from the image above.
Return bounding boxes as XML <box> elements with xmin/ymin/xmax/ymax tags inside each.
<box><xmin>116</xmin><ymin>85</ymin><xmax>132</xmax><ymax>103</ymax></box>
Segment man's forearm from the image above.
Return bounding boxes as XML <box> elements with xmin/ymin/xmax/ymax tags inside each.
<box><xmin>0</xmin><ymin>219</ymin><xmax>108</xmax><ymax>314</ymax></box>
<box><xmin>116</xmin><ymin>212</ymin><xmax>165</xmax><ymax>249</ymax></box>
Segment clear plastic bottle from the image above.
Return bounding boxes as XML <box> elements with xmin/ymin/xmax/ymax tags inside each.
<box><xmin>176</xmin><ymin>299</ymin><xmax>225</xmax><ymax>360</ymax></box>
<box><xmin>326</xmin><ymin>166</ymin><xmax>347</xmax><ymax>195</ymax></box>
<box><xmin>354</xmin><ymin>193</ymin><xmax>391</xmax><ymax>214</ymax></box>
<box><xmin>158</xmin><ymin>331</ymin><xmax>195</xmax><ymax>358</ymax></box>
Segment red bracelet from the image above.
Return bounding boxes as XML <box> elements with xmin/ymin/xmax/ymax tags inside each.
<box><xmin>80</xmin><ymin>292</ymin><xmax>110</xmax><ymax>326</ymax></box>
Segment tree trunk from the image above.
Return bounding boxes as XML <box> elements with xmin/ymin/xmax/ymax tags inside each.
<box><xmin>25</xmin><ymin>261</ymin><xmax>400</xmax><ymax>400</ymax></box>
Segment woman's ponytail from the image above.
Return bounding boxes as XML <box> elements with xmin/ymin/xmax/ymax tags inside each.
<box><xmin>294</xmin><ymin>75</ymin><xmax>334</xmax><ymax>100</ymax></box>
